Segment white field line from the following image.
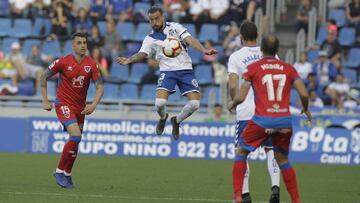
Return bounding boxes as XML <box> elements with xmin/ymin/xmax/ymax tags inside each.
<box><xmin>1</xmin><ymin>191</ymin><xmax>288</xmax><ymax>203</ymax></box>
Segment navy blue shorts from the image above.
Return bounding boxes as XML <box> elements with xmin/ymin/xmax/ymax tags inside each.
<box><xmin>157</xmin><ymin>70</ymin><xmax>200</xmax><ymax>95</ymax></box>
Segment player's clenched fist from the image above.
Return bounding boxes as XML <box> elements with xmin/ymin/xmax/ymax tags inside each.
<box><xmin>42</xmin><ymin>101</ymin><xmax>52</xmax><ymax>111</ymax></box>
<box><xmin>116</xmin><ymin>57</ymin><xmax>131</xmax><ymax>65</ymax></box>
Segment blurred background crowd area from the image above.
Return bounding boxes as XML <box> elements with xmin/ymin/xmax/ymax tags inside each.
<box><xmin>0</xmin><ymin>0</ymin><xmax>359</xmax><ymax>110</ymax></box>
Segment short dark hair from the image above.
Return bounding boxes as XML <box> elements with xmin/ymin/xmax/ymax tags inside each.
<box><xmin>71</xmin><ymin>32</ymin><xmax>87</xmax><ymax>41</ymax></box>
<box><xmin>214</xmin><ymin>103</ymin><xmax>222</xmax><ymax>108</ymax></box>
<box><xmin>261</xmin><ymin>34</ymin><xmax>279</xmax><ymax>56</ymax></box>
<box><xmin>148</xmin><ymin>5</ymin><xmax>163</xmax><ymax>15</ymax></box>
<box><xmin>240</xmin><ymin>20</ymin><xmax>258</xmax><ymax>41</ymax></box>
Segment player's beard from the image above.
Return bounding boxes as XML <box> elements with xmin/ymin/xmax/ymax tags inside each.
<box><xmin>152</xmin><ymin>22</ymin><xmax>163</xmax><ymax>32</ymax></box>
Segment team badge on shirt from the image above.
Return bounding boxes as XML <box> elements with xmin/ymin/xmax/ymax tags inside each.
<box><xmin>84</xmin><ymin>66</ymin><xmax>91</xmax><ymax>73</ymax></box>
<box><xmin>192</xmin><ymin>79</ymin><xmax>199</xmax><ymax>88</ymax></box>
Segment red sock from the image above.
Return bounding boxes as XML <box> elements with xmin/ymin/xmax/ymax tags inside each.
<box><xmin>232</xmin><ymin>155</ymin><xmax>247</xmax><ymax>194</ymax></box>
<box><xmin>57</xmin><ymin>136</ymin><xmax>81</xmax><ymax>173</ymax></box>
<box><xmin>280</xmin><ymin>163</ymin><xmax>300</xmax><ymax>203</ymax></box>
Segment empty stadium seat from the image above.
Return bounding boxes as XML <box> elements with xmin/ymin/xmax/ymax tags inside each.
<box><xmin>198</xmin><ymin>24</ymin><xmax>219</xmax><ymax>42</ymax></box>
<box><xmin>108</xmin><ymin>63</ymin><xmax>129</xmax><ymax>82</ymax></box>
<box><xmin>134</xmin><ymin>23</ymin><xmax>151</xmax><ymax>41</ymax></box>
<box><xmin>0</xmin><ymin>18</ymin><xmax>11</xmax><ymax>37</ymax></box>
<box><xmin>307</xmin><ymin>49</ymin><xmax>319</xmax><ymax>63</ymax></box>
<box><xmin>124</xmin><ymin>42</ymin><xmax>142</xmax><ymax>57</ymax></box>
<box><xmin>97</xmin><ymin>21</ymin><xmax>107</xmax><ymax>36</ymax></box>
<box><xmin>133</xmin><ymin>2</ymin><xmax>150</xmax><ymax>15</ymax></box>
<box><xmin>328</xmin><ymin>9</ymin><xmax>347</xmax><ymax>27</ymax></box>
<box><xmin>63</xmin><ymin>40</ymin><xmax>72</xmax><ymax>55</ymax></box>
<box><xmin>188</xmin><ymin>48</ymin><xmax>202</xmax><ymax>64</ymax></box>
<box><xmin>11</xmin><ymin>19</ymin><xmax>32</xmax><ymax>38</ymax></box>
<box><xmin>201</xmin><ymin>86</ymin><xmax>220</xmax><ymax>106</ymax></box>
<box><xmin>0</xmin><ymin>1</ymin><xmax>9</xmax><ymax>16</ymax></box>
<box><xmin>116</xmin><ymin>22</ymin><xmax>135</xmax><ymax>41</ymax></box>
<box><xmin>103</xmin><ymin>83</ymin><xmax>120</xmax><ymax>100</ymax></box>
<box><xmin>195</xmin><ymin>64</ymin><xmax>213</xmax><ymax>85</ymax></box>
<box><xmin>290</xmin><ymin>88</ymin><xmax>300</xmax><ymax>106</ymax></box>
<box><xmin>343</xmin><ymin>68</ymin><xmax>357</xmax><ymax>84</ymax></box>
<box><xmin>129</xmin><ymin>63</ymin><xmax>148</xmax><ymax>83</ymax></box>
<box><xmin>42</xmin><ymin>40</ymin><xmax>61</xmax><ymax>58</ymax></box>
<box><xmin>119</xmin><ymin>83</ymin><xmax>138</xmax><ymax>100</ymax></box>
<box><xmin>183</xmin><ymin>23</ymin><xmax>196</xmax><ymax>37</ymax></box>
<box><xmin>338</xmin><ymin>27</ymin><xmax>356</xmax><ymax>46</ymax></box>
<box><xmin>140</xmin><ymin>84</ymin><xmax>156</xmax><ymax>101</ymax></box>
<box><xmin>346</xmin><ymin>48</ymin><xmax>360</xmax><ymax>67</ymax></box>
<box><xmin>316</xmin><ymin>26</ymin><xmax>328</xmax><ymax>45</ymax></box>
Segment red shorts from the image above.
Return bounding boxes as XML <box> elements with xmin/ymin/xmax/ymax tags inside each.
<box><xmin>240</xmin><ymin>120</ymin><xmax>292</xmax><ymax>154</ymax></box>
<box><xmin>55</xmin><ymin>103</ymin><xmax>84</xmax><ymax>127</ymax></box>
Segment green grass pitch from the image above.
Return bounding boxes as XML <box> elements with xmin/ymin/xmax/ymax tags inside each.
<box><xmin>0</xmin><ymin>153</ymin><xmax>359</xmax><ymax>203</ymax></box>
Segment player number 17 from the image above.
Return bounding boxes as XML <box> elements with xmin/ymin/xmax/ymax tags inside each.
<box><xmin>262</xmin><ymin>74</ymin><xmax>286</xmax><ymax>101</ymax></box>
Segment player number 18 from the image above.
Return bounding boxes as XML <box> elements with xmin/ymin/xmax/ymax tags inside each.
<box><xmin>262</xmin><ymin>74</ymin><xmax>286</xmax><ymax>101</ymax></box>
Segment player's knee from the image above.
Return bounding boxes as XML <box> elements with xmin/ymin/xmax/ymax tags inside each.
<box><xmin>188</xmin><ymin>100</ymin><xmax>200</xmax><ymax>111</ymax></box>
<box><xmin>155</xmin><ymin>98</ymin><xmax>167</xmax><ymax>108</ymax></box>
<box><xmin>274</xmin><ymin>151</ymin><xmax>288</xmax><ymax>165</ymax></box>
<box><xmin>235</xmin><ymin>146</ymin><xmax>249</xmax><ymax>156</ymax></box>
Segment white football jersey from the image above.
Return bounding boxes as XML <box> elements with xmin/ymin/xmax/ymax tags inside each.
<box><xmin>139</xmin><ymin>22</ymin><xmax>193</xmax><ymax>71</ymax></box>
<box><xmin>228</xmin><ymin>46</ymin><xmax>262</xmax><ymax>121</ymax></box>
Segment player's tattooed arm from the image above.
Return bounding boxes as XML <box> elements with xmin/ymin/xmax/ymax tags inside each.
<box><xmin>228</xmin><ymin>73</ymin><xmax>239</xmax><ymax>100</ymax></box>
<box><xmin>184</xmin><ymin>36</ymin><xmax>217</xmax><ymax>55</ymax></box>
<box><xmin>116</xmin><ymin>52</ymin><xmax>148</xmax><ymax>65</ymax></box>
<box><xmin>293</xmin><ymin>79</ymin><xmax>312</xmax><ymax>122</ymax></box>
<box><xmin>40</xmin><ymin>69</ymin><xmax>54</xmax><ymax>111</ymax></box>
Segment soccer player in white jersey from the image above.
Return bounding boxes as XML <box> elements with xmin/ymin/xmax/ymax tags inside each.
<box><xmin>116</xmin><ymin>6</ymin><xmax>217</xmax><ymax>140</ymax></box>
<box><xmin>227</xmin><ymin>21</ymin><xmax>280</xmax><ymax>203</ymax></box>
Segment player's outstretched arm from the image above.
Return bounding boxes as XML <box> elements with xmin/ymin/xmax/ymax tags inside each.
<box><xmin>228</xmin><ymin>81</ymin><xmax>250</xmax><ymax>112</ymax></box>
<box><xmin>81</xmin><ymin>81</ymin><xmax>104</xmax><ymax>115</ymax></box>
<box><xmin>293</xmin><ymin>79</ymin><xmax>312</xmax><ymax>122</ymax></box>
<box><xmin>116</xmin><ymin>52</ymin><xmax>148</xmax><ymax>65</ymax></box>
<box><xmin>184</xmin><ymin>36</ymin><xmax>218</xmax><ymax>55</ymax></box>
<box><xmin>40</xmin><ymin>69</ymin><xmax>54</xmax><ymax>111</ymax></box>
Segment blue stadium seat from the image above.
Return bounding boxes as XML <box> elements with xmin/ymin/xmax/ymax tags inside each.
<box><xmin>0</xmin><ymin>1</ymin><xmax>9</xmax><ymax>16</ymax></box>
<box><xmin>97</xmin><ymin>21</ymin><xmax>107</xmax><ymax>36</ymax></box>
<box><xmin>198</xmin><ymin>24</ymin><xmax>219</xmax><ymax>42</ymax></box>
<box><xmin>42</xmin><ymin>40</ymin><xmax>62</xmax><ymax>58</ymax></box>
<box><xmin>346</xmin><ymin>48</ymin><xmax>360</xmax><ymax>67</ymax></box>
<box><xmin>11</xmin><ymin>19</ymin><xmax>32</xmax><ymax>38</ymax></box>
<box><xmin>119</xmin><ymin>83</ymin><xmax>138</xmax><ymax>100</ymax></box>
<box><xmin>134</xmin><ymin>2</ymin><xmax>150</xmax><ymax>15</ymax></box>
<box><xmin>328</xmin><ymin>9</ymin><xmax>347</xmax><ymax>27</ymax></box>
<box><xmin>124</xmin><ymin>42</ymin><xmax>142</xmax><ymax>57</ymax></box>
<box><xmin>338</xmin><ymin>27</ymin><xmax>356</xmax><ymax>46</ymax></box>
<box><xmin>202</xmin><ymin>86</ymin><xmax>220</xmax><ymax>106</ymax></box>
<box><xmin>168</xmin><ymin>90</ymin><xmax>182</xmax><ymax>102</ymax></box>
<box><xmin>316</xmin><ymin>26</ymin><xmax>328</xmax><ymax>45</ymax></box>
<box><xmin>86</xmin><ymin>83</ymin><xmax>96</xmax><ymax>100</ymax></box>
<box><xmin>2</xmin><ymin>38</ymin><xmax>20</xmax><ymax>54</ymax></box>
<box><xmin>140</xmin><ymin>84</ymin><xmax>156</xmax><ymax>101</ymax></box>
<box><xmin>188</xmin><ymin>48</ymin><xmax>202</xmax><ymax>64</ymax></box>
<box><xmin>108</xmin><ymin>63</ymin><xmax>129</xmax><ymax>82</ymax></box>
<box><xmin>134</xmin><ymin>23</ymin><xmax>151</xmax><ymax>41</ymax></box>
<box><xmin>32</xmin><ymin>18</ymin><xmax>52</xmax><ymax>36</ymax></box>
<box><xmin>103</xmin><ymin>83</ymin><xmax>119</xmax><ymax>100</ymax></box>
<box><xmin>0</xmin><ymin>79</ymin><xmax>12</xmax><ymax>85</ymax></box>
<box><xmin>183</xmin><ymin>23</ymin><xmax>196</xmax><ymax>37</ymax></box>
<box><xmin>343</xmin><ymin>68</ymin><xmax>357</xmax><ymax>84</ymax></box>
<box><xmin>195</xmin><ymin>64</ymin><xmax>213</xmax><ymax>85</ymax></box>
<box><xmin>48</xmin><ymin>80</ymin><xmax>57</xmax><ymax>99</ymax></box>
<box><xmin>22</xmin><ymin>39</ymin><xmax>41</xmax><ymax>55</ymax></box>
<box><xmin>116</xmin><ymin>22</ymin><xmax>134</xmax><ymax>41</ymax></box>
<box><xmin>63</xmin><ymin>40</ymin><xmax>72</xmax><ymax>55</ymax></box>
<box><xmin>290</xmin><ymin>88</ymin><xmax>300</xmax><ymax>106</ymax></box>
<box><xmin>307</xmin><ymin>49</ymin><xmax>319</xmax><ymax>63</ymax></box>
<box><xmin>129</xmin><ymin>63</ymin><xmax>149</xmax><ymax>83</ymax></box>
<box><xmin>0</xmin><ymin>18</ymin><xmax>11</xmax><ymax>37</ymax></box>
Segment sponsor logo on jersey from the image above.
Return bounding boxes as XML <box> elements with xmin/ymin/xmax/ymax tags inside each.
<box><xmin>67</xmin><ymin>66</ymin><xmax>73</xmax><ymax>71</ymax></box>
<box><xmin>84</xmin><ymin>66</ymin><xmax>91</xmax><ymax>73</ymax></box>
<box><xmin>72</xmin><ymin>75</ymin><xmax>85</xmax><ymax>87</ymax></box>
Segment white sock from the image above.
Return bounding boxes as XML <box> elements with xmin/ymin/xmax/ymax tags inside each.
<box><xmin>176</xmin><ymin>100</ymin><xmax>200</xmax><ymax>123</ymax></box>
<box><xmin>55</xmin><ymin>168</ymin><xmax>64</xmax><ymax>173</ymax></box>
<box><xmin>64</xmin><ymin>171</ymin><xmax>71</xmax><ymax>176</ymax></box>
<box><xmin>242</xmin><ymin>161</ymin><xmax>250</xmax><ymax>194</ymax></box>
<box><xmin>155</xmin><ymin>98</ymin><xmax>167</xmax><ymax>119</ymax></box>
<box><xmin>267</xmin><ymin>149</ymin><xmax>280</xmax><ymax>187</ymax></box>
